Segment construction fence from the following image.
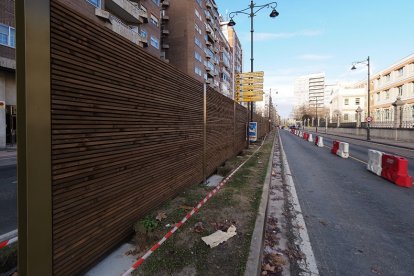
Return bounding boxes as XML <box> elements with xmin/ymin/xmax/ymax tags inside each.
<box><xmin>45</xmin><ymin>1</ymin><xmax>270</xmax><ymax>274</ymax></box>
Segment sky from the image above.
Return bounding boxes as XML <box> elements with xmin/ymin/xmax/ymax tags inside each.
<box><xmin>214</xmin><ymin>0</ymin><xmax>414</xmax><ymax>117</ymax></box>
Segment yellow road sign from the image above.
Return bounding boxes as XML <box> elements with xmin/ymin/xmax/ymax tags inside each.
<box><xmin>240</xmin><ymin>92</ymin><xmax>264</xmax><ymax>97</ymax></box>
<box><xmin>236</xmin><ymin>71</ymin><xmax>264</xmax><ymax>78</ymax></box>
<box><xmin>239</xmin><ymin>96</ymin><xmax>264</xmax><ymax>102</ymax></box>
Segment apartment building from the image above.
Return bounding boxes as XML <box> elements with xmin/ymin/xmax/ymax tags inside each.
<box><xmin>220</xmin><ymin>22</ymin><xmax>243</xmax><ymax>99</ymax></box>
<box><xmin>308</xmin><ymin>73</ymin><xmax>325</xmax><ymax>109</ymax></box>
<box><xmin>293</xmin><ymin>73</ymin><xmax>326</xmax><ymax>108</ymax></box>
<box><xmin>63</xmin><ymin>0</ymin><xmax>163</xmax><ymax>58</ymax></box>
<box><xmin>166</xmin><ymin>0</ymin><xmax>237</xmax><ymax>97</ymax></box>
<box><xmin>0</xmin><ymin>0</ymin><xmax>16</xmax><ymax>148</ymax></box>
<box><xmin>371</xmin><ymin>53</ymin><xmax>414</xmax><ymax>122</ymax></box>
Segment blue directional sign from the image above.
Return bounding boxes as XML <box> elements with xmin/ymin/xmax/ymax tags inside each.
<box><xmin>249</xmin><ymin>122</ymin><xmax>257</xmax><ymax>142</ymax></box>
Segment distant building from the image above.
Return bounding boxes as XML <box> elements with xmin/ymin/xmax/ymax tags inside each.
<box><xmin>293</xmin><ymin>73</ymin><xmax>326</xmax><ymax>108</ymax></box>
<box><xmin>0</xmin><ymin>0</ymin><xmax>16</xmax><ymax>147</ymax></box>
<box><xmin>328</xmin><ymin>83</ymin><xmax>367</xmax><ymax>123</ymax></box>
<box><xmin>371</xmin><ymin>53</ymin><xmax>414</xmax><ymax>123</ymax></box>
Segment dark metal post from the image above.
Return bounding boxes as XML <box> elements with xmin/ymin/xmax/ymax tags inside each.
<box><xmin>367</xmin><ymin>56</ymin><xmax>371</xmax><ymax>140</ymax></box>
<box><xmin>203</xmin><ymin>83</ymin><xmax>207</xmax><ymax>185</ymax></box>
<box><xmin>250</xmin><ymin>1</ymin><xmax>254</xmax><ymax>123</ymax></box>
<box><xmin>315</xmin><ymin>98</ymin><xmax>318</xmax><ymax>133</ymax></box>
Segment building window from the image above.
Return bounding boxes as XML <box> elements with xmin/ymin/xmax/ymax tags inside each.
<box><xmin>195</xmin><ymin>51</ymin><xmax>202</xmax><ymax>62</ymax></box>
<box><xmin>344</xmin><ymin>114</ymin><xmax>349</xmax><ymax>121</ymax></box>
<box><xmin>0</xmin><ymin>24</ymin><xmax>15</xmax><ymax>48</ymax></box>
<box><xmin>385</xmin><ymin>74</ymin><xmax>391</xmax><ymax>81</ymax></box>
<box><xmin>344</xmin><ymin>98</ymin><xmax>349</xmax><ymax>105</ymax></box>
<box><xmin>385</xmin><ymin>109</ymin><xmax>390</xmax><ymax>120</ymax></box>
<box><xmin>412</xmin><ymin>105</ymin><xmax>414</xmax><ymax>118</ymax></box>
<box><xmin>195</xmin><ymin>66</ymin><xmax>202</xmax><ymax>76</ymax></box>
<box><xmin>397</xmin><ymin>85</ymin><xmax>403</xmax><ymax>97</ymax></box>
<box><xmin>195</xmin><ymin>24</ymin><xmax>202</xmax><ymax>35</ymax></box>
<box><xmin>140</xmin><ymin>4</ymin><xmax>147</xmax><ymax>13</ymax></box>
<box><xmin>195</xmin><ymin>9</ymin><xmax>202</xmax><ymax>21</ymax></box>
<box><xmin>355</xmin><ymin>98</ymin><xmax>360</xmax><ymax>105</ymax></box>
<box><xmin>150</xmin><ymin>14</ymin><xmax>159</xmax><ymax>27</ymax></box>
<box><xmin>195</xmin><ymin>37</ymin><xmax>202</xmax><ymax>48</ymax></box>
<box><xmin>377</xmin><ymin>92</ymin><xmax>380</xmax><ymax>102</ymax></box>
<box><xmin>385</xmin><ymin>89</ymin><xmax>390</xmax><ymax>99</ymax></box>
<box><xmin>152</xmin><ymin>0</ymin><xmax>160</xmax><ymax>6</ymax></box>
<box><xmin>150</xmin><ymin>36</ymin><xmax>159</xmax><ymax>49</ymax></box>
<box><xmin>140</xmin><ymin>28</ymin><xmax>147</xmax><ymax>38</ymax></box>
<box><xmin>86</xmin><ymin>0</ymin><xmax>101</xmax><ymax>8</ymax></box>
<box><xmin>398</xmin><ymin>67</ymin><xmax>404</xmax><ymax>77</ymax></box>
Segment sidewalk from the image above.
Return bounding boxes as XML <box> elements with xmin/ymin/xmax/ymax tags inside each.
<box><xmin>0</xmin><ymin>146</ymin><xmax>17</xmax><ymax>167</ymax></box>
<box><xmin>304</xmin><ymin>128</ymin><xmax>414</xmax><ymax>150</ymax></box>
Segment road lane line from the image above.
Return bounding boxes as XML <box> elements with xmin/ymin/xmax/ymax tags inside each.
<box><xmin>323</xmin><ymin>145</ymin><xmax>367</xmax><ymax>165</ymax></box>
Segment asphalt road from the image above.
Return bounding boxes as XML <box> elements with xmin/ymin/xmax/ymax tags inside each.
<box><xmin>307</xmin><ymin>130</ymin><xmax>414</xmax><ymax>177</ymax></box>
<box><xmin>0</xmin><ymin>164</ymin><xmax>17</xmax><ymax>236</ymax></box>
<box><xmin>280</xmin><ymin>130</ymin><xmax>414</xmax><ymax>276</ymax></box>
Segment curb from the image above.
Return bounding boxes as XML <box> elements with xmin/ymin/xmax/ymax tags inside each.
<box><xmin>307</xmin><ymin>131</ymin><xmax>414</xmax><ymax>151</ymax></box>
<box><xmin>244</xmin><ymin>132</ymin><xmax>275</xmax><ymax>276</ymax></box>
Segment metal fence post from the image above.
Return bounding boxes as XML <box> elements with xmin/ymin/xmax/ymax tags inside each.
<box><xmin>16</xmin><ymin>0</ymin><xmax>53</xmax><ymax>274</ymax></box>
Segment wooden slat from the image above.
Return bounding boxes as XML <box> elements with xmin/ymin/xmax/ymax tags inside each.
<box><xmin>50</xmin><ymin>1</ymin><xmax>268</xmax><ymax>274</ymax></box>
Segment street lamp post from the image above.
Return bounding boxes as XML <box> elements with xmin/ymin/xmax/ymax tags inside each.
<box><xmin>228</xmin><ymin>1</ymin><xmax>279</xmax><ymax>123</ymax></box>
<box><xmin>351</xmin><ymin>56</ymin><xmax>371</xmax><ymax>140</ymax></box>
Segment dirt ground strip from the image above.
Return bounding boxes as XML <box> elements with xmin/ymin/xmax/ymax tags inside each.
<box><xmin>130</xmin><ymin>132</ymin><xmax>275</xmax><ymax>276</ymax></box>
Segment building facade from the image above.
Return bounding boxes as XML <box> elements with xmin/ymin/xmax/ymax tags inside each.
<box><xmin>64</xmin><ymin>0</ymin><xmax>163</xmax><ymax>58</ymax></box>
<box><xmin>328</xmin><ymin>84</ymin><xmax>366</xmax><ymax>123</ymax></box>
<box><xmin>293</xmin><ymin>73</ymin><xmax>326</xmax><ymax>108</ymax></box>
<box><xmin>221</xmin><ymin>22</ymin><xmax>243</xmax><ymax>99</ymax></box>
<box><xmin>371</xmin><ymin>53</ymin><xmax>414</xmax><ymax>127</ymax></box>
<box><xmin>0</xmin><ymin>0</ymin><xmax>16</xmax><ymax>148</ymax></box>
<box><xmin>166</xmin><ymin>0</ymin><xmax>237</xmax><ymax>98</ymax></box>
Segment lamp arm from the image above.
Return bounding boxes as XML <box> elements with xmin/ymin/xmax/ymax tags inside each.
<box><xmin>252</xmin><ymin>2</ymin><xmax>278</xmax><ymax>16</ymax></box>
<box><xmin>229</xmin><ymin>9</ymin><xmax>251</xmax><ymax>19</ymax></box>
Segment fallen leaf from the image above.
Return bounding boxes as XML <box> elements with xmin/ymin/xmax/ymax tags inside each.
<box><xmin>156</xmin><ymin>212</ymin><xmax>167</xmax><ymax>221</ymax></box>
<box><xmin>179</xmin><ymin>205</ymin><xmax>193</xmax><ymax>210</ymax></box>
<box><xmin>319</xmin><ymin>220</ymin><xmax>327</xmax><ymax>226</ymax></box>
<box><xmin>194</xmin><ymin>222</ymin><xmax>205</xmax><ymax>233</ymax></box>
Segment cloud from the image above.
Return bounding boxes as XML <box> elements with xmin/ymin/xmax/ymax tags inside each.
<box><xmin>296</xmin><ymin>54</ymin><xmax>333</xmax><ymax>61</ymax></box>
<box><xmin>249</xmin><ymin>30</ymin><xmax>323</xmax><ymax>41</ymax></box>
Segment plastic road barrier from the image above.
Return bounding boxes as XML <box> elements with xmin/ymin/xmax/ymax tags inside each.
<box><xmin>308</xmin><ymin>133</ymin><xmax>313</xmax><ymax>142</ymax></box>
<box><xmin>314</xmin><ymin>136</ymin><xmax>319</xmax><ymax>145</ymax></box>
<box><xmin>316</xmin><ymin>136</ymin><xmax>324</xmax><ymax>147</ymax></box>
<box><xmin>381</xmin><ymin>154</ymin><xmax>413</xmax><ymax>188</ymax></box>
<box><xmin>336</xmin><ymin>142</ymin><xmax>349</xmax><ymax>158</ymax></box>
<box><xmin>331</xmin><ymin>140</ymin><xmax>340</xmax><ymax>154</ymax></box>
<box><xmin>303</xmin><ymin>133</ymin><xmax>308</xmax><ymax>140</ymax></box>
<box><xmin>367</xmin><ymin>150</ymin><xmax>383</xmax><ymax>176</ymax></box>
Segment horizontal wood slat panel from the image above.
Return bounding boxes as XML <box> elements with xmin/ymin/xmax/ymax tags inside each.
<box><xmin>50</xmin><ymin>1</ymin><xmax>268</xmax><ymax>274</ymax></box>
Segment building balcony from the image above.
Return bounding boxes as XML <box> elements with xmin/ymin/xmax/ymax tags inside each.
<box><xmin>161</xmin><ymin>10</ymin><xmax>169</xmax><ymax>20</ymax></box>
<box><xmin>162</xmin><ymin>43</ymin><xmax>170</xmax><ymax>49</ymax></box>
<box><xmin>107</xmin><ymin>14</ymin><xmax>147</xmax><ymax>47</ymax></box>
<box><xmin>162</xmin><ymin>29</ymin><xmax>169</xmax><ymax>35</ymax></box>
<box><xmin>105</xmin><ymin>0</ymin><xmax>146</xmax><ymax>25</ymax></box>
<box><xmin>206</xmin><ymin>1</ymin><xmax>212</xmax><ymax>9</ymax></box>
<box><xmin>205</xmin><ymin>40</ymin><xmax>212</xmax><ymax>47</ymax></box>
<box><xmin>161</xmin><ymin>0</ymin><xmax>170</xmax><ymax>7</ymax></box>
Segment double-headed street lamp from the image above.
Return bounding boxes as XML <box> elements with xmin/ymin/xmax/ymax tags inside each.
<box><xmin>351</xmin><ymin>56</ymin><xmax>370</xmax><ymax>140</ymax></box>
<box><xmin>228</xmin><ymin>1</ymin><xmax>279</xmax><ymax>122</ymax></box>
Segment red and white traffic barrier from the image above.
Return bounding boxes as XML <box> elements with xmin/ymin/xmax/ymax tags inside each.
<box><xmin>367</xmin><ymin>150</ymin><xmax>412</xmax><ymax>188</ymax></box>
<box><xmin>367</xmin><ymin>150</ymin><xmax>383</xmax><ymax>176</ymax></box>
<box><xmin>330</xmin><ymin>140</ymin><xmax>349</xmax><ymax>158</ymax></box>
<box><xmin>307</xmin><ymin>133</ymin><xmax>313</xmax><ymax>143</ymax></box>
<box><xmin>0</xmin><ymin>235</ymin><xmax>18</xmax><ymax>250</ymax></box>
<box><xmin>314</xmin><ymin>136</ymin><xmax>324</xmax><ymax>147</ymax></box>
<box><xmin>121</xmin><ymin>137</ymin><xmax>267</xmax><ymax>276</ymax></box>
